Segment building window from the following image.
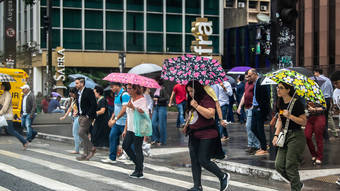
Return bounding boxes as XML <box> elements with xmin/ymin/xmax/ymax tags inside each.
<box><xmin>40</xmin><ymin>29</ymin><xmax>60</xmax><ymax>49</ymax></box>
<box><xmin>147</xmin><ymin>14</ymin><xmax>163</xmax><ymax>32</ymax></box>
<box><xmin>167</xmin><ymin>0</ymin><xmax>182</xmax><ymax>13</ymax></box>
<box><xmin>207</xmin><ymin>17</ymin><xmax>219</xmax><ymax>34</ymax></box>
<box><xmin>85</xmin><ymin>0</ymin><xmax>102</xmax><ymax>9</ymax></box>
<box><xmin>106</xmin><ymin>32</ymin><xmax>123</xmax><ymax>50</ymax></box>
<box><xmin>204</xmin><ymin>0</ymin><xmax>219</xmax><ymax>15</ymax></box>
<box><xmin>106</xmin><ymin>0</ymin><xmax>123</xmax><ymax>10</ymax></box>
<box><xmin>185</xmin><ymin>16</ymin><xmax>197</xmax><ymax>33</ymax></box>
<box><xmin>127</xmin><ymin>13</ymin><xmax>144</xmax><ymax>31</ymax></box>
<box><xmin>106</xmin><ymin>12</ymin><xmax>123</xmax><ymax>30</ymax></box>
<box><xmin>166</xmin><ymin>34</ymin><xmax>182</xmax><ymax>52</ymax></box>
<box><xmin>40</xmin><ymin>29</ymin><xmax>46</xmax><ymax>48</ymax></box>
<box><xmin>63</xmin><ymin>9</ymin><xmax>81</xmax><ymax>28</ymax></box>
<box><xmin>127</xmin><ymin>0</ymin><xmax>143</xmax><ymax>11</ymax></box>
<box><xmin>64</xmin><ymin>30</ymin><xmax>82</xmax><ymax>49</ymax></box>
<box><xmin>166</xmin><ymin>15</ymin><xmax>182</xmax><ymax>32</ymax></box>
<box><xmin>185</xmin><ymin>35</ymin><xmax>195</xmax><ymax>52</ymax></box>
<box><xmin>147</xmin><ymin>33</ymin><xmax>163</xmax><ymax>52</ymax></box>
<box><xmin>52</xmin><ymin>8</ymin><xmax>60</xmax><ymax>27</ymax></box>
<box><xmin>127</xmin><ymin>32</ymin><xmax>144</xmax><ymax>51</ymax></box>
<box><xmin>85</xmin><ymin>31</ymin><xmax>103</xmax><ymax>50</ymax></box>
<box><xmin>40</xmin><ymin>0</ymin><xmax>60</xmax><ymax>6</ymax></box>
<box><xmin>85</xmin><ymin>10</ymin><xmax>103</xmax><ymax>29</ymax></box>
<box><xmin>186</xmin><ymin>0</ymin><xmax>200</xmax><ymax>14</ymax></box>
<box><xmin>63</xmin><ymin>0</ymin><xmax>82</xmax><ymax>8</ymax></box>
<box><xmin>211</xmin><ymin>36</ymin><xmax>219</xmax><ymax>54</ymax></box>
<box><xmin>147</xmin><ymin>0</ymin><xmax>162</xmax><ymax>12</ymax></box>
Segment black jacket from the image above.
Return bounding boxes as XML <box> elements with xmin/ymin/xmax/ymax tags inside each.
<box><xmin>154</xmin><ymin>86</ymin><xmax>168</xmax><ymax>107</ymax></box>
<box><xmin>76</xmin><ymin>87</ymin><xmax>97</xmax><ymax>119</ymax></box>
<box><xmin>254</xmin><ymin>77</ymin><xmax>271</xmax><ymax>121</ymax></box>
<box><xmin>21</xmin><ymin>91</ymin><xmax>36</xmax><ymax>117</ymax></box>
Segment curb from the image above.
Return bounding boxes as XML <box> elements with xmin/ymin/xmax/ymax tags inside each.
<box><xmin>36</xmin><ymin>132</ymin><xmax>74</xmax><ymax>145</ymax></box>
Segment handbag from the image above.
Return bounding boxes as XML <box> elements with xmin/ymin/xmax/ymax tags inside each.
<box><xmin>0</xmin><ymin>115</ymin><xmax>8</xmax><ymax>127</ymax></box>
<box><xmin>134</xmin><ymin>109</ymin><xmax>152</xmax><ymax>137</ymax></box>
<box><xmin>276</xmin><ymin>98</ymin><xmax>296</xmax><ymax>147</ymax></box>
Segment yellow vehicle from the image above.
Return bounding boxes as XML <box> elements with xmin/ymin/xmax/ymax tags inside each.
<box><xmin>0</xmin><ymin>68</ymin><xmax>29</xmax><ymax>124</ymax></box>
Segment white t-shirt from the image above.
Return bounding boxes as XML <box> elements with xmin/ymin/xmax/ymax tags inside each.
<box><xmin>126</xmin><ymin>97</ymin><xmax>149</xmax><ymax>132</ymax></box>
<box><xmin>333</xmin><ymin>88</ymin><xmax>340</xmax><ymax>109</ymax></box>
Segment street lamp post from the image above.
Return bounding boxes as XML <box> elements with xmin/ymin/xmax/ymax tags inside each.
<box><xmin>45</xmin><ymin>0</ymin><xmax>53</xmax><ymax>95</ymax></box>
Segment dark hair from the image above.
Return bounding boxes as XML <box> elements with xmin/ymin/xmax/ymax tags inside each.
<box><xmin>185</xmin><ymin>81</ymin><xmax>207</xmax><ymax>112</ymax></box>
<box><xmin>110</xmin><ymin>82</ymin><xmax>121</xmax><ymax>87</ymax></box>
<box><xmin>238</xmin><ymin>75</ymin><xmax>245</xmax><ymax>81</ymax></box>
<box><xmin>131</xmin><ymin>84</ymin><xmax>142</xmax><ymax>95</ymax></box>
<box><xmin>313</xmin><ymin>67</ymin><xmax>323</xmax><ymax>74</ymax></box>
<box><xmin>69</xmin><ymin>87</ymin><xmax>78</xmax><ymax>94</ymax></box>
<box><xmin>156</xmin><ymin>77</ymin><xmax>164</xmax><ymax>86</ymax></box>
<box><xmin>277</xmin><ymin>82</ymin><xmax>296</xmax><ymax>110</ymax></box>
<box><xmin>245</xmin><ymin>69</ymin><xmax>250</xmax><ymax>75</ymax></box>
<box><xmin>75</xmin><ymin>77</ymin><xmax>86</xmax><ymax>85</ymax></box>
<box><xmin>94</xmin><ymin>85</ymin><xmax>104</xmax><ymax>96</ymax></box>
<box><xmin>2</xmin><ymin>82</ymin><xmax>11</xmax><ymax>91</ymax></box>
<box><xmin>330</xmin><ymin>71</ymin><xmax>340</xmax><ymax>82</ymax></box>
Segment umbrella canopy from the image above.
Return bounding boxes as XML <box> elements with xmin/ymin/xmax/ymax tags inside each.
<box><xmin>309</xmin><ymin>76</ymin><xmax>326</xmax><ymax>87</ymax></box>
<box><xmin>103</xmin><ymin>73</ymin><xmax>160</xmax><ymax>89</ymax></box>
<box><xmin>227</xmin><ymin>66</ymin><xmax>252</xmax><ymax>74</ymax></box>
<box><xmin>287</xmin><ymin>67</ymin><xmax>314</xmax><ymax>77</ymax></box>
<box><xmin>51</xmin><ymin>92</ymin><xmax>61</xmax><ymax>97</ymax></box>
<box><xmin>161</xmin><ymin>54</ymin><xmax>228</xmax><ymax>86</ymax></box>
<box><xmin>225</xmin><ymin>75</ymin><xmax>236</xmax><ymax>87</ymax></box>
<box><xmin>68</xmin><ymin>80</ymin><xmax>98</xmax><ymax>89</ymax></box>
<box><xmin>264</xmin><ymin>69</ymin><xmax>326</xmax><ymax>107</ymax></box>
<box><xmin>0</xmin><ymin>73</ymin><xmax>16</xmax><ymax>82</ymax></box>
<box><xmin>68</xmin><ymin>74</ymin><xmax>95</xmax><ymax>82</ymax></box>
<box><xmin>104</xmin><ymin>86</ymin><xmax>112</xmax><ymax>91</ymax></box>
<box><xmin>128</xmin><ymin>63</ymin><xmax>162</xmax><ymax>75</ymax></box>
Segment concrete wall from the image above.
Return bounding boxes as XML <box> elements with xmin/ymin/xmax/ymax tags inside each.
<box><xmin>224</xmin><ymin>8</ymin><xmax>248</xmax><ymax>28</ymax></box>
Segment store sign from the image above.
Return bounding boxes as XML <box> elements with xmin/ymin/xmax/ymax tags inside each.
<box><xmin>53</xmin><ymin>47</ymin><xmax>67</xmax><ymax>91</ymax></box>
<box><xmin>191</xmin><ymin>18</ymin><xmax>213</xmax><ymax>58</ymax></box>
<box><xmin>4</xmin><ymin>0</ymin><xmax>16</xmax><ymax>67</ymax></box>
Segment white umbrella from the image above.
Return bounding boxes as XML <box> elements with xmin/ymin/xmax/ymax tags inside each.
<box><xmin>128</xmin><ymin>63</ymin><xmax>162</xmax><ymax>75</ymax></box>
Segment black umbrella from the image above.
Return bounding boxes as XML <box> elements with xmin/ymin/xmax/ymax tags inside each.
<box><xmin>287</xmin><ymin>67</ymin><xmax>314</xmax><ymax>77</ymax></box>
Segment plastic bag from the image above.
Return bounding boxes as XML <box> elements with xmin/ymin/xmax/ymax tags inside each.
<box><xmin>0</xmin><ymin>116</ymin><xmax>8</xmax><ymax>127</ymax></box>
<box><xmin>134</xmin><ymin>110</ymin><xmax>152</xmax><ymax>137</ymax></box>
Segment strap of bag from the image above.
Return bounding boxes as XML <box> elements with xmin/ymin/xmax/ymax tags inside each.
<box><xmin>282</xmin><ymin>98</ymin><xmax>297</xmax><ymax>134</ymax></box>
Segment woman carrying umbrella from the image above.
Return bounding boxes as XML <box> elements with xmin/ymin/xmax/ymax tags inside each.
<box><xmin>185</xmin><ymin>81</ymin><xmax>229</xmax><ymax>191</ymax></box>
<box><xmin>272</xmin><ymin>82</ymin><xmax>306</xmax><ymax>191</ymax></box>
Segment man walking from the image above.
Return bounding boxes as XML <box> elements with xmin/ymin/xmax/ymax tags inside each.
<box><xmin>102</xmin><ymin>82</ymin><xmax>130</xmax><ymax>163</ymax></box>
<box><xmin>237</xmin><ymin>71</ymin><xmax>260</xmax><ymax>154</ymax></box>
<box><xmin>21</xmin><ymin>85</ymin><xmax>37</xmax><ymax>142</ymax></box>
<box><xmin>168</xmin><ymin>83</ymin><xmax>187</xmax><ymax>128</ymax></box>
<box><xmin>75</xmin><ymin>77</ymin><xmax>97</xmax><ymax>161</ymax></box>
<box><xmin>248</xmin><ymin>69</ymin><xmax>270</xmax><ymax>155</ymax></box>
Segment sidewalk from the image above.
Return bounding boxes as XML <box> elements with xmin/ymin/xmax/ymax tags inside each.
<box><xmin>30</xmin><ymin>112</ymin><xmax>340</xmax><ymax>183</ymax></box>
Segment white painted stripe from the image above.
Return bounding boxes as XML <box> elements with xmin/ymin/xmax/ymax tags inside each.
<box><xmin>0</xmin><ymin>150</ymin><xmax>155</xmax><ymax>191</ymax></box>
<box><xmin>300</xmin><ymin>168</ymin><xmax>340</xmax><ymax>181</ymax></box>
<box><xmin>0</xmin><ymin>186</ymin><xmax>11</xmax><ymax>191</ymax></box>
<box><xmin>29</xmin><ymin>148</ymin><xmax>218</xmax><ymax>191</ymax></box>
<box><xmin>149</xmin><ymin>147</ymin><xmax>189</xmax><ymax>156</ymax></box>
<box><xmin>0</xmin><ymin>162</ymin><xmax>85</xmax><ymax>191</ymax></box>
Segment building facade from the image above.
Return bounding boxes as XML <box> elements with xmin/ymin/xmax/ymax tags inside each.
<box><xmin>3</xmin><ymin>0</ymin><xmax>224</xmax><ymax>94</ymax></box>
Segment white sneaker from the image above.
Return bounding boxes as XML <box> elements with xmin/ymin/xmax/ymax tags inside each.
<box><xmin>118</xmin><ymin>152</ymin><xmax>129</xmax><ymax>160</ymax></box>
<box><xmin>101</xmin><ymin>158</ymin><xmax>117</xmax><ymax>164</ymax></box>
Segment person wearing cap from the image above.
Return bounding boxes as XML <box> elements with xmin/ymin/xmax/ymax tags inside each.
<box><xmin>20</xmin><ymin>84</ymin><xmax>37</xmax><ymax>142</ymax></box>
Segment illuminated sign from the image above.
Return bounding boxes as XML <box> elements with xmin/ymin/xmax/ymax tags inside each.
<box><xmin>191</xmin><ymin>18</ymin><xmax>213</xmax><ymax>58</ymax></box>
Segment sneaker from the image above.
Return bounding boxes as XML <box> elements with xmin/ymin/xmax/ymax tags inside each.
<box><xmin>254</xmin><ymin>150</ymin><xmax>269</xmax><ymax>156</ymax></box>
<box><xmin>118</xmin><ymin>152</ymin><xmax>129</xmax><ymax>160</ymax></box>
<box><xmin>315</xmin><ymin>159</ymin><xmax>322</xmax><ymax>165</ymax></box>
<box><xmin>220</xmin><ymin>173</ymin><xmax>230</xmax><ymax>191</ymax></box>
<box><xmin>187</xmin><ymin>186</ymin><xmax>203</xmax><ymax>191</ymax></box>
<box><xmin>336</xmin><ymin>179</ymin><xmax>340</xmax><ymax>186</ymax></box>
<box><xmin>101</xmin><ymin>158</ymin><xmax>117</xmax><ymax>164</ymax></box>
<box><xmin>129</xmin><ymin>171</ymin><xmax>144</xmax><ymax>179</ymax></box>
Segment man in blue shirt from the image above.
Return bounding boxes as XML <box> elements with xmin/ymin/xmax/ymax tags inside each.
<box><xmin>48</xmin><ymin>96</ymin><xmax>64</xmax><ymax>113</ymax></box>
<box><xmin>102</xmin><ymin>82</ymin><xmax>130</xmax><ymax>163</ymax></box>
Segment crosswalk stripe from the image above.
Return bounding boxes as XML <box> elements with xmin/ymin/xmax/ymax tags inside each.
<box><xmin>0</xmin><ymin>150</ymin><xmax>156</xmax><ymax>191</ymax></box>
<box><xmin>0</xmin><ymin>186</ymin><xmax>11</xmax><ymax>191</ymax></box>
<box><xmin>0</xmin><ymin>162</ymin><xmax>86</xmax><ymax>191</ymax></box>
<box><xmin>29</xmin><ymin>148</ymin><xmax>218</xmax><ymax>191</ymax></box>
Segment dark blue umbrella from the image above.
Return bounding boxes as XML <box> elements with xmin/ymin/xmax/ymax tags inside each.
<box><xmin>68</xmin><ymin>80</ymin><xmax>97</xmax><ymax>89</ymax></box>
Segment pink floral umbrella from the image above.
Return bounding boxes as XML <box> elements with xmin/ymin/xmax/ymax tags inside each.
<box><xmin>161</xmin><ymin>54</ymin><xmax>228</xmax><ymax>86</ymax></box>
<box><xmin>103</xmin><ymin>73</ymin><xmax>160</xmax><ymax>89</ymax></box>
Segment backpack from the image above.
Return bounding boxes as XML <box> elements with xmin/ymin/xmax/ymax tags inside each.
<box><xmin>119</xmin><ymin>91</ymin><xmax>129</xmax><ymax>104</ymax></box>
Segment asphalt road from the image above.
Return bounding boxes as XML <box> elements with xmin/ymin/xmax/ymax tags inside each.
<box><xmin>0</xmin><ymin>136</ymin><xmax>289</xmax><ymax>191</ymax></box>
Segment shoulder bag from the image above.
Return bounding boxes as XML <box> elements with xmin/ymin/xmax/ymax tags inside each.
<box><xmin>276</xmin><ymin>98</ymin><xmax>296</xmax><ymax>147</ymax></box>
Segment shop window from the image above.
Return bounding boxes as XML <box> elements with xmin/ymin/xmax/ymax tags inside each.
<box><xmin>64</xmin><ymin>30</ymin><xmax>82</xmax><ymax>49</ymax></box>
<box><xmin>127</xmin><ymin>13</ymin><xmax>144</xmax><ymax>31</ymax></box>
<box><xmin>63</xmin><ymin>9</ymin><xmax>81</xmax><ymax>28</ymax></box>
<box><xmin>106</xmin><ymin>12</ymin><xmax>123</xmax><ymax>30</ymax></box>
<box><xmin>106</xmin><ymin>0</ymin><xmax>123</xmax><ymax>10</ymax></box>
<box><xmin>85</xmin><ymin>31</ymin><xmax>103</xmax><ymax>50</ymax></box>
<box><xmin>166</xmin><ymin>15</ymin><xmax>182</xmax><ymax>32</ymax></box>
<box><xmin>85</xmin><ymin>10</ymin><xmax>103</xmax><ymax>29</ymax></box>
<box><xmin>147</xmin><ymin>14</ymin><xmax>163</xmax><ymax>32</ymax></box>
<box><xmin>147</xmin><ymin>33</ymin><xmax>163</xmax><ymax>52</ymax></box>
<box><xmin>166</xmin><ymin>34</ymin><xmax>182</xmax><ymax>52</ymax></box>
<box><xmin>147</xmin><ymin>0</ymin><xmax>162</xmax><ymax>12</ymax></box>
<box><xmin>106</xmin><ymin>32</ymin><xmax>123</xmax><ymax>50</ymax></box>
<box><xmin>127</xmin><ymin>32</ymin><xmax>144</xmax><ymax>51</ymax></box>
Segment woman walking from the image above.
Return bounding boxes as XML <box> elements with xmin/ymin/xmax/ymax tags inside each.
<box><xmin>184</xmin><ymin>81</ymin><xmax>229</xmax><ymax>191</ymax></box>
<box><xmin>0</xmin><ymin>82</ymin><xmax>29</xmax><ymax>149</ymax></box>
<box><xmin>91</xmin><ymin>86</ymin><xmax>110</xmax><ymax>148</ymax></box>
<box><xmin>60</xmin><ymin>88</ymin><xmax>81</xmax><ymax>154</ymax></box>
<box><xmin>272</xmin><ymin>82</ymin><xmax>306</xmax><ymax>191</ymax></box>
<box><xmin>305</xmin><ymin>101</ymin><xmax>326</xmax><ymax>165</ymax></box>
<box><xmin>123</xmin><ymin>83</ymin><xmax>149</xmax><ymax>178</ymax></box>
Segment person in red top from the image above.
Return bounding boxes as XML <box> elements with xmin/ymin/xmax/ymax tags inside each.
<box><xmin>168</xmin><ymin>84</ymin><xmax>187</xmax><ymax>128</ymax></box>
<box><xmin>183</xmin><ymin>81</ymin><xmax>230</xmax><ymax>191</ymax></box>
<box><xmin>41</xmin><ymin>96</ymin><xmax>50</xmax><ymax>113</ymax></box>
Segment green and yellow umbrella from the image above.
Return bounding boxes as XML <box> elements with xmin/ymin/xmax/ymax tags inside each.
<box><xmin>264</xmin><ymin>69</ymin><xmax>326</xmax><ymax>107</ymax></box>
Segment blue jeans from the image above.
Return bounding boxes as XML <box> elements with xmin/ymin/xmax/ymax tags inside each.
<box><xmin>21</xmin><ymin>114</ymin><xmax>37</xmax><ymax>142</ymax></box>
<box><xmin>6</xmin><ymin>120</ymin><xmax>27</xmax><ymax>145</ymax></box>
<box><xmin>176</xmin><ymin>101</ymin><xmax>186</xmax><ymax>128</ymax></box>
<box><xmin>72</xmin><ymin>116</ymin><xmax>81</xmax><ymax>152</ymax></box>
<box><xmin>218</xmin><ymin>104</ymin><xmax>228</xmax><ymax>137</ymax></box>
<box><xmin>152</xmin><ymin>106</ymin><xmax>167</xmax><ymax>145</ymax></box>
<box><xmin>109</xmin><ymin>124</ymin><xmax>125</xmax><ymax>161</ymax></box>
<box><xmin>245</xmin><ymin>108</ymin><xmax>260</xmax><ymax>148</ymax></box>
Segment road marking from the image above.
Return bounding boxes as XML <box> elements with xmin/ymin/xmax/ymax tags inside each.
<box><xmin>29</xmin><ymin>148</ymin><xmax>218</xmax><ymax>191</ymax></box>
<box><xmin>149</xmin><ymin>147</ymin><xmax>189</xmax><ymax>156</ymax></box>
<box><xmin>300</xmin><ymin>168</ymin><xmax>340</xmax><ymax>181</ymax></box>
<box><xmin>0</xmin><ymin>150</ymin><xmax>155</xmax><ymax>191</ymax></box>
<box><xmin>0</xmin><ymin>162</ymin><xmax>85</xmax><ymax>191</ymax></box>
<box><xmin>0</xmin><ymin>186</ymin><xmax>11</xmax><ymax>191</ymax></box>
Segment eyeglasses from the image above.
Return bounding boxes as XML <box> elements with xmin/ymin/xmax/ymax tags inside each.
<box><xmin>276</xmin><ymin>86</ymin><xmax>285</xmax><ymax>90</ymax></box>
